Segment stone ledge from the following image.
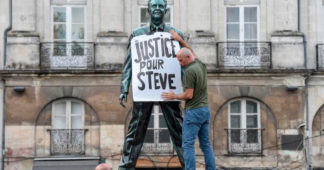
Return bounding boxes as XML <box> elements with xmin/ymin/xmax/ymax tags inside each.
<box><xmin>207</xmin><ymin>69</ymin><xmax>314</xmax><ymax>74</ymax></box>
<box><xmin>97</xmin><ymin>31</ymin><xmax>128</xmax><ymax>37</ymax></box>
<box><xmin>271</xmin><ymin>30</ymin><xmax>304</xmax><ymax>37</ymax></box>
<box><xmin>0</xmin><ymin>69</ymin><xmax>315</xmax><ymax>76</ymax></box>
<box><xmin>8</xmin><ymin>31</ymin><xmax>39</xmax><ymax>37</ymax></box>
<box><xmin>34</xmin><ymin>157</ymin><xmax>100</xmax><ymax>161</ymax></box>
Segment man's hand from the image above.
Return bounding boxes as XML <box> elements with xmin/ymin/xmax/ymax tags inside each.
<box><xmin>161</xmin><ymin>91</ymin><xmax>176</xmax><ymax>101</ymax></box>
<box><xmin>169</xmin><ymin>30</ymin><xmax>198</xmax><ymax>59</ymax></box>
<box><xmin>119</xmin><ymin>93</ymin><xmax>128</xmax><ymax>108</ymax></box>
<box><xmin>169</xmin><ymin>30</ymin><xmax>183</xmax><ymax>42</ymax></box>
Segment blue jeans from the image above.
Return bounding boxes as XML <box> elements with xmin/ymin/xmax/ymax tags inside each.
<box><xmin>182</xmin><ymin>107</ymin><xmax>216</xmax><ymax>170</ymax></box>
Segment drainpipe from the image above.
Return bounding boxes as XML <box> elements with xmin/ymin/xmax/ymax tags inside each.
<box><xmin>1</xmin><ymin>80</ymin><xmax>5</xmax><ymax>170</ymax></box>
<box><xmin>298</xmin><ymin>0</ymin><xmax>311</xmax><ymax>169</ymax></box>
<box><xmin>3</xmin><ymin>0</ymin><xmax>12</xmax><ymax>68</ymax></box>
<box><xmin>304</xmin><ymin>74</ymin><xmax>312</xmax><ymax>170</ymax></box>
<box><xmin>2</xmin><ymin>0</ymin><xmax>12</xmax><ymax>170</ymax></box>
<box><xmin>298</xmin><ymin>0</ymin><xmax>301</xmax><ymax>32</ymax></box>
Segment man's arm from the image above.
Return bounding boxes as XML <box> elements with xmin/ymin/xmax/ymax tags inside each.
<box><xmin>161</xmin><ymin>88</ymin><xmax>193</xmax><ymax>101</ymax></box>
<box><xmin>169</xmin><ymin>30</ymin><xmax>198</xmax><ymax>59</ymax></box>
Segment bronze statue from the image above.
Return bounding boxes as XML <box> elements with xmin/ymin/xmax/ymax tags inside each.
<box><xmin>119</xmin><ymin>0</ymin><xmax>185</xmax><ymax>169</ymax></box>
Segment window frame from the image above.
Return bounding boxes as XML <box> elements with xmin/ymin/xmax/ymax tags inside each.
<box><xmin>50</xmin><ymin>99</ymin><xmax>86</xmax><ymax>155</ymax></box>
<box><xmin>51</xmin><ymin>5</ymin><xmax>87</xmax><ymax>43</ymax></box>
<box><xmin>225</xmin><ymin>5</ymin><xmax>260</xmax><ymax>42</ymax></box>
<box><xmin>227</xmin><ymin>98</ymin><xmax>262</xmax><ymax>155</ymax></box>
<box><xmin>52</xmin><ymin>99</ymin><xmax>85</xmax><ymax>130</ymax></box>
<box><xmin>142</xmin><ymin>104</ymin><xmax>173</xmax><ymax>154</ymax></box>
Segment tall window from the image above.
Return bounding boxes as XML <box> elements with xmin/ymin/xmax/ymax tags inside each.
<box><xmin>51</xmin><ymin>99</ymin><xmax>85</xmax><ymax>155</ymax></box>
<box><xmin>50</xmin><ymin>6</ymin><xmax>88</xmax><ymax>68</ymax></box>
<box><xmin>221</xmin><ymin>5</ymin><xmax>263</xmax><ymax>68</ymax></box>
<box><xmin>139</xmin><ymin>7</ymin><xmax>173</xmax><ymax>27</ymax></box>
<box><xmin>228</xmin><ymin>99</ymin><xmax>262</xmax><ymax>154</ymax></box>
<box><xmin>52</xmin><ymin>6</ymin><xmax>85</xmax><ymax>44</ymax></box>
<box><xmin>226</xmin><ymin>6</ymin><xmax>259</xmax><ymax>42</ymax></box>
<box><xmin>142</xmin><ymin>104</ymin><xmax>173</xmax><ymax>154</ymax></box>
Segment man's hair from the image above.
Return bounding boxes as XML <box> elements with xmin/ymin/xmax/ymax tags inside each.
<box><xmin>178</xmin><ymin>48</ymin><xmax>193</xmax><ymax>59</ymax></box>
<box><xmin>148</xmin><ymin>0</ymin><xmax>167</xmax><ymax>8</ymax></box>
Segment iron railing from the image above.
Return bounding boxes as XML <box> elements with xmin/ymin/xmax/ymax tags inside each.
<box><xmin>48</xmin><ymin>129</ymin><xmax>87</xmax><ymax>155</ymax></box>
<box><xmin>217</xmin><ymin>42</ymin><xmax>271</xmax><ymax>69</ymax></box>
<box><xmin>225</xmin><ymin>128</ymin><xmax>264</xmax><ymax>155</ymax></box>
<box><xmin>40</xmin><ymin>42</ymin><xmax>95</xmax><ymax>70</ymax></box>
<box><xmin>317</xmin><ymin>44</ymin><xmax>324</xmax><ymax>69</ymax></box>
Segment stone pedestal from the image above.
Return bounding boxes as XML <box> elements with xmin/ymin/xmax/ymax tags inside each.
<box><xmin>271</xmin><ymin>31</ymin><xmax>305</xmax><ymax>69</ymax></box>
<box><xmin>6</xmin><ymin>31</ymin><xmax>40</xmax><ymax>70</ymax></box>
<box><xmin>95</xmin><ymin>32</ymin><xmax>128</xmax><ymax>70</ymax></box>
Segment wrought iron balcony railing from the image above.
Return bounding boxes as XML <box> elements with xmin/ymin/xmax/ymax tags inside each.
<box><xmin>225</xmin><ymin>128</ymin><xmax>264</xmax><ymax>155</ymax></box>
<box><xmin>48</xmin><ymin>129</ymin><xmax>87</xmax><ymax>155</ymax></box>
<box><xmin>40</xmin><ymin>42</ymin><xmax>95</xmax><ymax>70</ymax></box>
<box><xmin>217</xmin><ymin>42</ymin><xmax>271</xmax><ymax>69</ymax></box>
<box><xmin>317</xmin><ymin>44</ymin><xmax>324</xmax><ymax>69</ymax></box>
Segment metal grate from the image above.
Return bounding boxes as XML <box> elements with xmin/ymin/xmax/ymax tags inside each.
<box><xmin>40</xmin><ymin>42</ymin><xmax>95</xmax><ymax>70</ymax></box>
<box><xmin>217</xmin><ymin>42</ymin><xmax>271</xmax><ymax>69</ymax></box>
<box><xmin>49</xmin><ymin>129</ymin><xmax>87</xmax><ymax>155</ymax></box>
<box><xmin>225</xmin><ymin>128</ymin><xmax>264</xmax><ymax>155</ymax></box>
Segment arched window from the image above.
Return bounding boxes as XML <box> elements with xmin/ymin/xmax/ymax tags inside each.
<box><xmin>228</xmin><ymin>99</ymin><xmax>262</xmax><ymax>154</ymax></box>
<box><xmin>51</xmin><ymin>99</ymin><xmax>86</xmax><ymax>155</ymax></box>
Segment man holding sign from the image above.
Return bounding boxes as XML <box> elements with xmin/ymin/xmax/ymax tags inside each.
<box><xmin>119</xmin><ymin>0</ymin><xmax>184</xmax><ymax>169</ymax></box>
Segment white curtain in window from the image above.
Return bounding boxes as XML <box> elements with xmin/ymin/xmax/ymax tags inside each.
<box><xmin>52</xmin><ymin>102</ymin><xmax>66</xmax><ymax>129</ymax></box>
<box><xmin>52</xmin><ymin>100</ymin><xmax>84</xmax><ymax>129</ymax></box>
<box><xmin>71</xmin><ymin>102</ymin><xmax>84</xmax><ymax>129</ymax></box>
<box><xmin>226</xmin><ymin>6</ymin><xmax>258</xmax><ymax>41</ymax></box>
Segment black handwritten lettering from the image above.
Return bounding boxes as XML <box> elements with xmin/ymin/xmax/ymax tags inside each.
<box><xmin>154</xmin><ymin>73</ymin><xmax>161</xmax><ymax>89</ymax></box>
<box><xmin>165</xmin><ymin>38</ymin><xmax>172</xmax><ymax>58</ymax></box>
<box><xmin>137</xmin><ymin>72</ymin><xmax>145</xmax><ymax>90</ymax></box>
<box><xmin>140</xmin><ymin>62</ymin><xmax>146</xmax><ymax>72</ymax></box>
<box><xmin>148</xmin><ymin>39</ymin><xmax>154</xmax><ymax>57</ymax></box>
<box><xmin>158</xmin><ymin>59</ymin><xmax>164</xmax><ymax>69</ymax></box>
<box><xmin>161</xmin><ymin>37</ymin><xmax>165</xmax><ymax>56</ymax></box>
<box><xmin>169</xmin><ymin>74</ymin><xmax>176</xmax><ymax>89</ymax></box>
<box><xmin>135</xmin><ymin>41</ymin><xmax>141</xmax><ymax>63</ymax></box>
<box><xmin>159</xmin><ymin>73</ymin><xmax>167</xmax><ymax>89</ymax></box>
<box><xmin>171</xmin><ymin>40</ymin><xmax>176</xmax><ymax>58</ymax></box>
<box><xmin>146</xmin><ymin>71</ymin><xmax>154</xmax><ymax>89</ymax></box>
<box><xmin>153</xmin><ymin>37</ymin><xmax>160</xmax><ymax>57</ymax></box>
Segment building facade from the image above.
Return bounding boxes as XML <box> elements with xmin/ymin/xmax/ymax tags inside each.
<box><xmin>0</xmin><ymin>0</ymin><xmax>323</xmax><ymax>169</ymax></box>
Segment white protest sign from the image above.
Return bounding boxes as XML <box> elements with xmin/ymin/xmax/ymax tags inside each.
<box><xmin>131</xmin><ymin>32</ymin><xmax>181</xmax><ymax>101</ymax></box>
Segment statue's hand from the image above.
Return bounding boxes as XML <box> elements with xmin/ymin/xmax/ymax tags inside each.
<box><xmin>119</xmin><ymin>93</ymin><xmax>128</xmax><ymax>108</ymax></box>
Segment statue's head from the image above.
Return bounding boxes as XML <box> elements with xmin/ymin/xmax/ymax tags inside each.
<box><xmin>147</xmin><ymin>0</ymin><xmax>167</xmax><ymax>23</ymax></box>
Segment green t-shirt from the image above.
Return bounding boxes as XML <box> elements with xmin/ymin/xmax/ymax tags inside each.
<box><xmin>183</xmin><ymin>59</ymin><xmax>209</xmax><ymax>109</ymax></box>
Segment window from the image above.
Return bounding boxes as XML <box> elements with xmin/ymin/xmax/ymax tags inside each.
<box><xmin>52</xmin><ymin>6</ymin><xmax>85</xmax><ymax>44</ymax></box>
<box><xmin>226</xmin><ymin>6</ymin><xmax>259</xmax><ymax>42</ymax></box>
<box><xmin>51</xmin><ymin>99</ymin><xmax>86</xmax><ymax>155</ymax></box>
<box><xmin>139</xmin><ymin>7</ymin><xmax>173</xmax><ymax>27</ymax></box>
<box><xmin>142</xmin><ymin>104</ymin><xmax>173</xmax><ymax>154</ymax></box>
<box><xmin>227</xmin><ymin>99</ymin><xmax>262</xmax><ymax>154</ymax></box>
<box><xmin>47</xmin><ymin>6</ymin><xmax>92</xmax><ymax>69</ymax></box>
<box><xmin>220</xmin><ymin>5</ymin><xmax>266</xmax><ymax>68</ymax></box>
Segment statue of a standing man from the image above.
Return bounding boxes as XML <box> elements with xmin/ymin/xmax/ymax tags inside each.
<box><xmin>119</xmin><ymin>0</ymin><xmax>185</xmax><ymax>169</ymax></box>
